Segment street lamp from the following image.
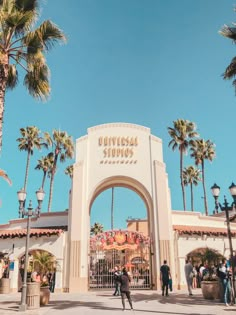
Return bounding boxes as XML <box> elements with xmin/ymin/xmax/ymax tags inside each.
<box><xmin>17</xmin><ymin>188</ymin><xmax>45</xmax><ymax>312</ymax></box>
<box><xmin>211</xmin><ymin>182</ymin><xmax>236</xmax><ymax>303</ymax></box>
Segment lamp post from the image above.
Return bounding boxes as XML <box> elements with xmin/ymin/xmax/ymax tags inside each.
<box><xmin>211</xmin><ymin>182</ymin><xmax>236</xmax><ymax>304</ymax></box>
<box><xmin>17</xmin><ymin>188</ymin><xmax>45</xmax><ymax>312</ymax></box>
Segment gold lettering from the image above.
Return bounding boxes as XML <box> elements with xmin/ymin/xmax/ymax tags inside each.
<box><xmin>98</xmin><ymin>137</ymin><xmax>103</xmax><ymax>146</ymax></box>
<box><xmin>104</xmin><ymin>137</ymin><xmax>108</xmax><ymax>146</ymax></box>
<box><xmin>117</xmin><ymin>137</ymin><xmax>120</xmax><ymax>146</ymax></box>
<box><xmin>112</xmin><ymin>137</ymin><xmax>116</xmax><ymax>146</ymax></box>
<box><xmin>103</xmin><ymin>148</ymin><xmax>107</xmax><ymax>158</ymax></box>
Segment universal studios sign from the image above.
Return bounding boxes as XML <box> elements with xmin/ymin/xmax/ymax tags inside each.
<box><xmin>98</xmin><ymin>136</ymin><xmax>138</xmax><ymax>164</ymax></box>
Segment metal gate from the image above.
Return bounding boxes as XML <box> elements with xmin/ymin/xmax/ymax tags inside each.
<box><xmin>89</xmin><ymin>230</ymin><xmax>151</xmax><ymax>290</ymax></box>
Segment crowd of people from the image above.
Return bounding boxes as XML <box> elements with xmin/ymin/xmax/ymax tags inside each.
<box><xmin>159</xmin><ymin>258</ymin><xmax>235</xmax><ymax>307</ymax></box>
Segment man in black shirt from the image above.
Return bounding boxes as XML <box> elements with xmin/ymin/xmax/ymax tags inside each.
<box><xmin>160</xmin><ymin>260</ymin><xmax>171</xmax><ymax>296</ymax></box>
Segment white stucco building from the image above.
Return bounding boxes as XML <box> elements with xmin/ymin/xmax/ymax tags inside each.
<box><xmin>0</xmin><ymin>123</ymin><xmax>235</xmax><ymax>293</ymax></box>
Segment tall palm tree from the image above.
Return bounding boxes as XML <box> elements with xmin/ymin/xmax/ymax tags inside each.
<box><xmin>219</xmin><ymin>21</ymin><xmax>236</xmax><ymax>91</ymax></box>
<box><xmin>183</xmin><ymin>165</ymin><xmax>201</xmax><ymax>212</ymax></box>
<box><xmin>90</xmin><ymin>222</ymin><xmax>104</xmax><ymax>236</ymax></box>
<box><xmin>17</xmin><ymin>126</ymin><xmax>47</xmax><ymax>192</ymax></box>
<box><xmin>35</xmin><ymin>153</ymin><xmax>54</xmax><ymax>190</ymax></box>
<box><xmin>65</xmin><ymin>164</ymin><xmax>73</xmax><ymax>180</ymax></box>
<box><xmin>44</xmin><ymin>130</ymin><xmax>74</xmax><ymax>212</ymax></box>
<box><xmin>168</xmin><ymin>119</ymin><xmax>198</xmax><ymax>210</ymax></box>
<box><xmin>190</xmin><ymin>139</ymin><xmax>216</xmax><ymax>216</ymax></box>
<box><xmin>0</xmin><ymin>0</ymin><xmax>66</xmax><ymax>152</ymax></box>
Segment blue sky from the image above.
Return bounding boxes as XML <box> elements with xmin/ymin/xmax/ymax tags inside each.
<box><xmin>1</xmin><ymin>0</ymin><xmax>236</xmax><ymax>230</ymax></box>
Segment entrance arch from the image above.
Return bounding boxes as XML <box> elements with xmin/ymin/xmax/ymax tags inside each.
<box><xmin>89</xmin><ymin>175</ymin><xmax>153</xmax><ymax>230</ymax></box>
<box><xmin>68</xmin><ymin>123</ymin><xmax>175</xmax><ymax>292</ymax></box>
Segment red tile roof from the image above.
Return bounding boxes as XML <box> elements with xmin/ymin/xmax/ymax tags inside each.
<box><xmin>173</xmin><ymin>225</ymin><xmax>236</xmax><ymax>236</ymax></box>
<box><xmin>0</xmin><ymin>228</ymin><xmax>63</xmax><ymax>239</ymax></box>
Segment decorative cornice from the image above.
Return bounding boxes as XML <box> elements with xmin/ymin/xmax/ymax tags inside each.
<box><xmin>150</xmin><ymin>134</ymin><xmax>162</xmax><ymax>144</ymax></box>
<box><xmin>87</xmin><ymin>123</ymin><xmax>150</xmax><ymax>134</ymax></box>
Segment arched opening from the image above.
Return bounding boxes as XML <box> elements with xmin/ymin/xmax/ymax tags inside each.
<box><xmin>89</xmin><ymin>176</ymin><xmax>153</xmax><ymax>290</ymax></box>
<box><xmin>18</xmin><ymin>249</ymin><xmax>57</xmax><ymax>293</ymax></box>
<box><xmin>186</xmin><ymin>247</ymin><xmax>225</xmax><ymax>288</ymax></box>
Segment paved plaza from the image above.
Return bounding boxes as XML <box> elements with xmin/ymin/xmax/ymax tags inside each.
<box><xmin>0</xmin><ymin>288</ymin><xmax>235</xmax><ymax>315</ymax></box>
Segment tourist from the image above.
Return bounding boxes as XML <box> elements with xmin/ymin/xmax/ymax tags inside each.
<box><xmin>160</xmin><ymin>260</ymin><xmax>171</xmax><ymax>296</ymax></box>
<box><xmin>192</xmin><ymin>265</ymin><xmax>198</xmax><ymax>289</ymax></box>
<box><xmin>184</xmin><ymin>259</ymin><xmax>193</xmax><ymax>296</ymax></box>
<box><xmin>113</xmin><ymin>266</ymin><xmax>121</xmax><ymax>296</ymax></box>
<box><xmin>118</xmin><ymin>267</ymin><xmax>133</xmax><ymax>311</ymax></box>
<box><xmin>217</xmin><ymin>259</ymin><xmax>232</xmax><ymax>306</ymax></box>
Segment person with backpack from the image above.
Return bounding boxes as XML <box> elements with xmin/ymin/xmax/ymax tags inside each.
<box><xmin>118</xmin><ymin>267</ymin><xmax>133</xmax><ymax>311</ymax></box>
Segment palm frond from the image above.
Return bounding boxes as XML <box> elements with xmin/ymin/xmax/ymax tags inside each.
<box><xmin>6</xmin><ymin>64</ymin><xmax>18</xmax><ymax>89</ymax></box>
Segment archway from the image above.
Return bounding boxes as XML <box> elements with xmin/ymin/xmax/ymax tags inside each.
<box><xmin>18</xmin><ymin>249</ymin><xmax>57</xmax><ymax>292</ymax></box>
<box><xmin>68</xmin><ymin>123</ymin><xmax>174</xmax><ymax>292</ymax></box>
<box><xmin>90</xmin><ymin>183</ymin><xmax>151</xmax><ymax>289</ymax></box>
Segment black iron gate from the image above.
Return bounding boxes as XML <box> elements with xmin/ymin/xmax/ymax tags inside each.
<box><xmin>89</xmin><ymin>230</ymin><xmax>151</xmax><ymax>290</ymax></box>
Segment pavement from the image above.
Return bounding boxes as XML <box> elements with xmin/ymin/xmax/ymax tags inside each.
<box><xmin>0</xmin><ymin>288</ymin><xmax>235</xmax><ymax>315</ymax></box>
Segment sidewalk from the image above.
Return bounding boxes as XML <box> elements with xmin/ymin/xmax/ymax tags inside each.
<box><xmin>0</xmin><ymin>288</ymin><xmax>235</xmax><ymax>315</ymax></box>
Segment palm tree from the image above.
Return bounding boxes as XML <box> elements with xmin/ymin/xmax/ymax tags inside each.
<box><xmin>0</xmin><ymin>0</ymin><xmax>66</xmax><ymax>152</ymax></box>
<box><xmin>168</xmin><ymin>119</ymin><xmax>198</xmax><ymax>210</ymax></box>
<box><xmin>190</xmin><ymin>139</ymin><xmax>216</xmax><ymax>216</ymax></box>
<box><xmin>183</xmin><ymin>166</ymin><xmax>201</xmax><ymax>212</ymax></box>
<box><xmin>90</xmin><ymin>222</ymin><xmax>104</xmax><ymax>236</ymax></box>
<box><xmin>17</xmin><ymin>126</ymin><xmax>47</xmax><ymax>192</ymax></box>
<box><xmin>31</xmin><ymin>250</ymin><xmax>56</xmax><ymax>279</ymax></box>
<box><xmin>219</xmin><ymin>20</ymin><xmax>236</xmax><ymax>91</ymax></box>
<box><xmin>35</xmin><ymin>153</ymin><xmax>54</xmax><ymax>190</ymax></box>
<box><xmin>65</xmin><ymin>164</ymin><xmax>73</xmax><ymax>179</ymax></box>
<box><xmin>44</xmin><ymin>130</ymin><xmax>74</xmax><ymax>212</ymax></box>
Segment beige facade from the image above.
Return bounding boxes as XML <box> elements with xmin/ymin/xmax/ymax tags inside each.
<box><xmin>0</xmin><ymin>123</ymin><xmax>236</xmax><ymax>293</ymax></box>
<box><xmin>68</xmin><ymin>123</ymin><xmax>174</xmax><ymax>292</ymax></box>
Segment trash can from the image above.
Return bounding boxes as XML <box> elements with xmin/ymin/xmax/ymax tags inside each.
<box><xmin>0</xmin><ymin>278</ymin><xmax>10</xmax><ymax>294</ymax></box>
<box><xmin>26</xmin><ymin>282</ymin><xmax>40</xmax><ymax>310</ymax></box>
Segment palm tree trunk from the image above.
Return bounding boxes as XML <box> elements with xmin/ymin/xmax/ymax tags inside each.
<box><xmin>47</xmin><ymin>153</ymin><xmax>58</xmax><ymax>212</ymax></box>
<box><xmin>201</xmin><ymin>160</ymin><xmax>208</xmax><ymax>215</ymax></box>
<box><xmin>111</xmin><ymin>187</ymin><xmax>114</xmax><ymax>230</ymax></box>
<box><xmin>180</xmin><ymin>151</ymin><xmax>186</xmax><ymax>210</ymax></box>
<box><xmin>190</xmin><ymin>183</ymin><xmax>194</xmax><ymax>211</ymax></box>
<box><xmin>0</xmin><ymin>63</ymin><xmax>8</xmax><ymax>152</ymax></box>
<box><xmin>41</xmin><ymin>171</ymin><xmax>47</xmax><ymax>190</ymax></box>
<box><xmin>47</xmin><ymin>172</ymin><xmax>54</xmax><ymax>212</ymax></box>
<box><xmin>23</xmin><ymin>150</ymin><xmax>31</xmax><ymax>191</ymax></box>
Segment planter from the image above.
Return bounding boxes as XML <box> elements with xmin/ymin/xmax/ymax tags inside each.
<box><xmin>40</xmin><ymin>286</ymin><xmax>50</xmax><ymax>306</ymax></box>
<box><xmin>201</xmin><ymin>280</ymin><xmax>223</xmax><ymax>300</ymax></box>
<box><xmin>0</xmin><ymin>278</ymin><xmax>10</xmax><ymax>294</ymax></box>
<box><xmin>26</xmin><ymin>282</ymin><xmax>40</xmax><ymax>310</ymax></box>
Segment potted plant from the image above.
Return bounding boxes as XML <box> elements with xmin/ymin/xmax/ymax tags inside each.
<box><xmin>0</xmin><ymin>255</ymin><xmax>10</xmax><ymax>294</ymax></box>
<box><xmin>30</xmin><ymin>250</ymin><xmax>56</xmax><ymax>305</ymax></box>
<box><xmin>201</xmin><ymin>271</ymin><xmax>222</xmax><ymax>300</ymax></box>
<box><xmin>40</xmin><ymin>276</ymin><xmax>50</xmax><ymax>306</ymax></box>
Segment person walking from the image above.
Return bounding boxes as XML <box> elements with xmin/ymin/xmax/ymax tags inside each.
<box><xmin>113</xmin><ymin>266</ymin><xmax>121</xmax><ymax>296</ymax></box>
<box><xmin>160</xmin><ymin>260</ymin><xmax>171</xmax><ymax>296</ymax></box>
<box><xmin>119</xmin><ymin>267</ymin><xmax>133</xmax><ymax>311</ymax></box>
<box><xmin>218</xmin><ymin>259</ymin><xmax>232</xmax><ymax>306</ymax></box>
<box><xmin>184</xmin><ymin>259</ymin><xmax>193</xmax><ymax>296</ymax></box>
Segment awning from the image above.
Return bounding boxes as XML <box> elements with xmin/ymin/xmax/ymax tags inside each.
<box><xmin>0</xmin><ymin>228</ymin><xmax>63</xmax><ymax>239</ymax></box>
